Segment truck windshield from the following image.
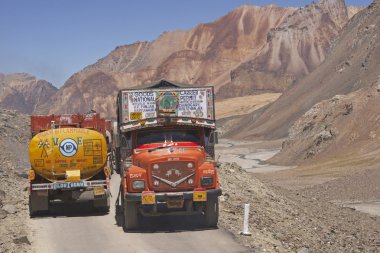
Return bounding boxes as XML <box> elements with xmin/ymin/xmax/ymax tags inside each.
<box><xmin>136</xmin><ymin>129</ymin><xmax>200</xmax><ymax>146</ymax></box>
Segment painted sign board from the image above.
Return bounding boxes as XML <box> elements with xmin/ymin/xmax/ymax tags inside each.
<box><xmin>120</xmin><ymin>87</ymin><xmax>214</xmax><ymax>124</ymax></box>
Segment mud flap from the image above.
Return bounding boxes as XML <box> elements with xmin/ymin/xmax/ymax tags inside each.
<box><xmin>115</xmin><ymin>186</ymin><xmax>124</xmax><ymax>226</ymax></box>
<box><xmin>93</xmin><ymin>189</ymin><xmax>111</xmax><ymax>212</ymax></box>
<box><xmin>29</xmin><ymin>190</ymin><xmax>49</xmax><ymax>215</ymax></box>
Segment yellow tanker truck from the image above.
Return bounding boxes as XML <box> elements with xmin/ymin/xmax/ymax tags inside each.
<box><xmin>28</xmin><ymin>114</ymin><xmax>111</xmax><ymax>216</ymax></box>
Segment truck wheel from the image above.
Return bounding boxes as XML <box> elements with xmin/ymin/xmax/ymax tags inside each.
<box><xmin>204</xmin><ymin>197</ymin><xmax>219</xmax><ymax>228</ymax></box>
<box><xmin>29</xmin><ymin>192</ymin><xmax>49</xmax><ymax>217</ymax></box>
<box><xmin>123</xmin><ymin>201</ymin><xmax>139</xmax><ymax>231</ymax></box>
<box><xmin>29</xmin><ymin>195</ymin><xmax>37</xmax><ymax>217</ymax></box>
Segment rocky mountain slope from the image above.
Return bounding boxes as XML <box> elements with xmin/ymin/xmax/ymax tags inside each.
<box><xmin>217</xmin><ymin>0</ymin><xmax>355</xmax><ymax>97</ymax></box>
<box><xmin>0</xmin><ymin>73</ymin><xmax>57</xmax><ymax>114</ymax></box>
<box><xmin>38</xmin><ymin>0</ymin><xmax>361</xmax><ymax>116</ymax></box>
<box><xmin>0</xmin><ymin>108</ymin><xmax>31</xmax><ymax>252</ymax></box>
<box><xmin>224</xmin><ymin>0</ymin><xmax>380</xmax><ymax>167</ymax></box>
<box><xmin>271</xmin><ymin>81</ymin><xmax>380</xmax><ymax>166</ymax></box>
<box><xmin>225</xmin><ymin>0</ymin><xmax>379</xmax><ymax>143</ymax></box>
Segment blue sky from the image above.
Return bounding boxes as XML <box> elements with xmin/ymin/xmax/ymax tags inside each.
<box><xmin>0</xmin><ymin>0</ymin><xmax>372</xmax><ymax>87</ymax></box>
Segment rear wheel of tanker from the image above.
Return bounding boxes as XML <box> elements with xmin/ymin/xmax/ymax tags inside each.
<box><xmin>29</xmin><ymin>195</ymin><xmax>36</xmax><ymax>217</ymax></box>
<box><xmin>204</xmin><ymin>197</ymin><xmax>219</xmax><ymax>228</ymax></box>
<box><xmin>93</xmin><ymin>192</ymin><xmax>111</xmax><ymax>213</ymax></box>
<box><xmin>29</xmin><ymin>192</ymin><xmax>49</xmax><ymax>217</ymax></box>
<box><xmin>123</xmin><ymin>201</ymin><xmax>139</xmax><ymax>231</ymax></box>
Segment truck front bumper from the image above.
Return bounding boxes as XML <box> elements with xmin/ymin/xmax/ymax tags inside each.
<box><xmin>124</xmin><ymin>188</ymin><xmax>222</xmax><ymax>202</ymax></box>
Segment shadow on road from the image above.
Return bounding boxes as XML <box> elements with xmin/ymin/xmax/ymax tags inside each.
<box><xmin>31</xmin><ymin>202</ymin><xmax>109</xmax><ymax>219</ymax></box>
<box><xmin>115</xmin><ymin>205</ymin><xmax>217</xmax><ymax>233</ymax></box>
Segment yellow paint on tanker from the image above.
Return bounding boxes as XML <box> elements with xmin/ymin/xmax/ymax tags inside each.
<box><xmin>29</xmin><ymin>128</ymin><xmax>107</xmax><ymax>182</ymax></box>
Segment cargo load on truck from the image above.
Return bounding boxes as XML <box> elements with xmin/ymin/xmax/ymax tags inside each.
<box><xmin>28</xmin><ymin>112</ymin><xmax>111</xmax><ymax>216</ymax></box>
<box><xmin>115</xmin><ymin>80</ymin><xmax>221</xmax><ymax>231</ymax></box>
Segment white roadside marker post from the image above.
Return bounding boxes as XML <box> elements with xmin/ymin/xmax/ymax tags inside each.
<box><xmin>240</xmin><ymin>203</ymin><xmax>252</xmax><ymax>236</ymax></box>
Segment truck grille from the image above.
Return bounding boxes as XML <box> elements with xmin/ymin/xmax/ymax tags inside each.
<box><xmin>151</xmin><ymin>161</ymin><xmax>195</xmax><ymax>191</ymax></box>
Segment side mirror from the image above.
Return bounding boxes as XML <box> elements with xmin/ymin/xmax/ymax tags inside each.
<box><xmin>208</xmin><ymin>131</ymin><xmax>219</xmax><ymax>145</ymax></box>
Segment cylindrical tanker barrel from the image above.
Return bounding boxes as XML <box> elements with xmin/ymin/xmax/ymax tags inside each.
<box><xmin>29</xmin><ymin>128</ymin><xmax>107</xmax><ymax>182</ymax></box>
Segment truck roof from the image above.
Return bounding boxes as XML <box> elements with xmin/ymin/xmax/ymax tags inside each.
<box><xmin>118</xmin><ymin>79</ymin><xmax>204</xmax><ymax>91</ymax></box>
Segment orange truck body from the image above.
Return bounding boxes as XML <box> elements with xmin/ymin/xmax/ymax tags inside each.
<box><xmin>115</xmin><ymin>80</ymin><xmax>221</xmax><ymax>230</ymax></box>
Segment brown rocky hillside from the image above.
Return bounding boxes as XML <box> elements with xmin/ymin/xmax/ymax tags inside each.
<box><xmin>225</xmin><ymin>0</ymin><xmax>378</xmax><ymax>142</ymax></box>
<box><xmin>0</xmin><ymin>73</ymin><xmax>57</xmax><ymax>114</ymax></box>
<box><xmin>0</xmin><ymin>108</ymin><xmax>31</xmax><ymax>252</ymax></box>
<box><xmin>38</xmin><ymin>1</ymin><xmax>361</xmax><ymax>116</ymax></box>
<box><xmin>271</xmin><ymin>84</ymin><xmax>380</xmax><ymax>166</ymax></box>
<box><xmin>218</xmin><ymin>0</ymin><xmax>357</xmax><ymax>98</ymax></box>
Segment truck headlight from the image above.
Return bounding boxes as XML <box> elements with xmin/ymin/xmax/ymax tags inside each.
<box><xmin>201</xmin><ymin>176</ymin><xmax>214</xmax><ymax>186</ymax></box>
<box><xmin>132</xmin><ymin>180</ymin><xmax>145</xmax><ymax>190</ymax></box>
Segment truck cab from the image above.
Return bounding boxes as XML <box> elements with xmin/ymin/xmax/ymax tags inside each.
<box><xmin>115</xmin><ymin>80</ymin><xmax>221</xmax><ymax>231</ymax></box>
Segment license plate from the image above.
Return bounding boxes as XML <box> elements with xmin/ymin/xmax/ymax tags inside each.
<box><xmin>93</xmin><ymin>186</ymin><xmax>105</xmax><ymax>196</ymax></box>
<box><xmin>193</xmin><ymin>190</ymin><xmax>207</xmax><ymax>202</ymax></box>
<box><xmin>167</xmin><ymin>199</ymin><xmax>184</xmax><ymax>208</ymax></box>
<box><xmin>166</xmin><ymin>194</ymin><xmax>184</xmax><ymax>208</ymax></box>
<box><xmin>142</xmin><ymin>191</ymin><xmax>155</xmax><ymax>205</ymax></box>
<box><xmin>53</xmin><ymin>181</ymin><xmax>85</xmax><ymax>189</ymax></box>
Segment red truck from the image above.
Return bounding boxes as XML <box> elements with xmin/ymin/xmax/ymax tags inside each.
<box><xmin>115</xmin><ymin>80</ymin><xmax>221</xmax><ymax>231</ymax></box>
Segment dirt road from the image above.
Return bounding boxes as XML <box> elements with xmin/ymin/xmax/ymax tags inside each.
<box><xmin>29</xmin><ymin>175</ymin><xmax>249</xmax><ymax>253</ymax></box>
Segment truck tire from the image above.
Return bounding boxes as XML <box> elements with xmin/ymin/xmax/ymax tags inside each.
<box><xmin>123</xmin><ymin>201</ymin><xmax>139</xmax><ymax>231</ymax></box>
<box><xmin>29</xmin><ymin>193</ymin><xmax>49</xmax><ymax>217</ymax></box>
<box><xmin>93</xmin><ymin>193</ymin><xmax>111</xmax><ymax>213</ymax></box>
<box><xmin>204</xmin><ymin>197</ymin><xmax>219</xmax><ymax>228</ymax></box>
<box><xmin>29</xmin><ymin>195</ymin><xmax>37</xmax><ymax>217</ymax></box>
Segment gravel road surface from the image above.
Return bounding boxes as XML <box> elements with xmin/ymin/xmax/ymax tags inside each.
<box><xmin>30</xmin><ymin>175</ymin><xmax>249</xmax><ymax>253</ymax></box>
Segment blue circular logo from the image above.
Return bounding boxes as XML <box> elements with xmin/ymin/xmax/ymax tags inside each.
<box><xmin>59</xmin><ymin>139</ymin><xmax>78</xmax><ymax>157</ymax></box>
